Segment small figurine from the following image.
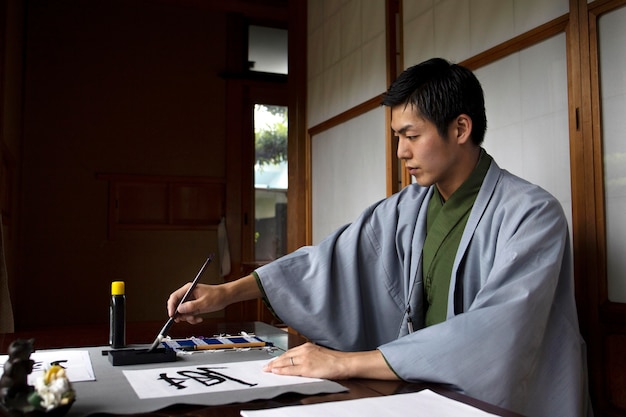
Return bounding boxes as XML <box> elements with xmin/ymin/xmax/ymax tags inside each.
<box><xmin>0</xmin><ymin>339</ymin><xmax>75</xmax><ymax>415</ymax></box>
<box><xmin>0</xmin><ymin>339</ymin><xmax>35</xmax><ymax>408</ymax></box>
<box><xmin>28</xmin><ymin>364</ymin><xmax>75</xmax><ymax>411</ymax></box>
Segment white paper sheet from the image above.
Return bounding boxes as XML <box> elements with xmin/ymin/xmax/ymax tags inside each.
<box><xmin>123</xmin><ymin>359</ymin><xmax>325</xmax><ymax>400</ymax></box>
<box><xmin>0</xmin><ymin>350</ymin><xmax>95</xmax><ymax>383</ymax></box>
<box><xmin>240</xmin><ymin>389</ymin><xmax>501</xmax><ymax>417</ymax></box>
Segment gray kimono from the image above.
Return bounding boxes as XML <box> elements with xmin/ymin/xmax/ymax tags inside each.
<box><xmin>256</xmin><ymin>159</ymin><xmax>592</xmax><ymax>417</ymax></box>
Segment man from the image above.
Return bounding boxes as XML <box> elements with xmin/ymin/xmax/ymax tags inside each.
<box><xmin>168</xmin><ymin>58</ymin><xmax>592</xmax><ymax>417</ymax></box>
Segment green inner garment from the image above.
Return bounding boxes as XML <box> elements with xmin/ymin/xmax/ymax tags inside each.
<box><xmin>423</xmin><ymin>150</ymin><xmax>492</xmax><ymax>326</ymax></box>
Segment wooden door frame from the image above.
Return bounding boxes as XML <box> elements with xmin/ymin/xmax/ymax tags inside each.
<box><xmin>578</xmin><ymin>0</ymin><xmax>626</xmax><ymax>414</ymax></box>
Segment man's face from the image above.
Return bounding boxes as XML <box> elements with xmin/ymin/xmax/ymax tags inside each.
<box><xmin>391</xmin><ymin>104</ymin><xmax>465</xmax><ymax>195</ymax></box>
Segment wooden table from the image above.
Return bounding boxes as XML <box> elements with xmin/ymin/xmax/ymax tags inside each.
<box><xmin>1</xmin><ymin>321</ymin><xmax>526</xmax><ymax>417</ymax></box>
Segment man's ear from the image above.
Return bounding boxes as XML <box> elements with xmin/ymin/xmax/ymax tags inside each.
<box><xmin>455</xmin><ymin>114</ymin><xmax>473</xmax><ymax>144</ymax></box>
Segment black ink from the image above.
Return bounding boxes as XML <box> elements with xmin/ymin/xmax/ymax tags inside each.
<box><xmin>157</xmin><ymin>367</ymin><xmax>258</xmax><ymax>390</ymax></box>
<box><xmin>50</xmin><ymin>360</ymin><xmax>69</xmax><ymax>369</ymax></box>
<box><xmin>32</xmin><ymin>359</ymin><xmax>68</xmax><ymax>373</ymax></box>
<box><xmin>157</xmin><ymin>373</ymin><xmax>188</xmax><ymax>390</ymax></box>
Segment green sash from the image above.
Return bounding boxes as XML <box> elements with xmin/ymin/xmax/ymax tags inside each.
<box><xmin>423</xmin><ymin>150</ymin><xmax>492</xmax><ymax>326</ymax></box>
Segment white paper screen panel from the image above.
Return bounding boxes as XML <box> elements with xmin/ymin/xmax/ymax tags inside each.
<box><xmin>307</xmin><ymin>0</ymin><xmax>387</xmax><ymax>127</ymax></box>
<box><xmin>598</xmin><ymin>5</ymin><xmax>626</xmax><ymax>303</ymax></box>
<box><xmin>475</xmin><ymin>33</ymin><xmax>572</xmax><ymax>234</ymax></box>
<box><xmin>311</xmin><ymin>107</ymin><xmax>387</xmax><ymax>244</ymax></box>
<box><xmin>403</xmin><ymin>0</ymin><xmax>569</xmax><ymax>66</ymax></box>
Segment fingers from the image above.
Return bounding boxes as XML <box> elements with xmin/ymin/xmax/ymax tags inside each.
<box><xmin>262</xmin><ymin>343</ymin><xmax>315</xmax><ymax>376</ymax></box>
<box><xmin>166</xmin><ymin>283</ymin><xmax>194</xmax><ymax>317</ymax></box>
<box><xmin>174</xmin><ymin>313</ymin><xmax>204</xmax><ymax>325</ymax></box>
<box><xmin>175</xmin><ymin>296</ymin><xmax>202</xmax><ymax>315</ymax></box>
<box><xmin>166</xmin><ymin>283</ymin><xmax>208</xmax><ymax>322</ymax></box>
<box><xmin>263</xmin><ymin>354</ymin><xmax>299</xmax><ymax>375</ymax></box>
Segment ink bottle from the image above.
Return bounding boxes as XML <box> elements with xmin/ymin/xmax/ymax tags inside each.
<box><xmin>109</xmin><ymin>281</ymin><xmax>126</xmax><ymax>348</ymax></box>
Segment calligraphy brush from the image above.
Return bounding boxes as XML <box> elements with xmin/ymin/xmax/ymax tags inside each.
<box><xmin>147</xmin><ymin>254</ymin><xmax>214</xmax><ymax>352</ymax></box>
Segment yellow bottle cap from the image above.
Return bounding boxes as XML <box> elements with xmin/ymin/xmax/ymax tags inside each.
<box><xmin>111</xmin><ymin>281</ymin><xmax>125</xmax><ymax>295</ymax></box>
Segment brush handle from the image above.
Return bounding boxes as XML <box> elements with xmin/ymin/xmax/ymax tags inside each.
<box><xmin>147</xmin><ymin>254</ymin><xmax>214</xmax><ymax>352</ymax></box>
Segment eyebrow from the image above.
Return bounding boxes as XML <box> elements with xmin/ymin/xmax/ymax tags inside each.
<box><xmin>392</xmin><ymin>124</ymin><xmax>414</xmax><ymax>135</ymax></box>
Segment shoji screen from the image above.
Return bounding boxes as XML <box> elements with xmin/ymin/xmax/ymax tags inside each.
<box><xmin>308</xmin><ymin>0</ymin><xmax>387</xmax><ymax>243</ymax></box>
<box><xmin>598</xmin><ymin>5</ymin><xmax>626</xmax><ymax>303</ymax></box>
<box><xmin>476</xmin><ymin>34</ymin><xmax>572</xmax><ymax>232</ymax></box>
<box><xmin>311</xmin><ymin>108</ymin><xmax>386</xmax><ymax>244</ymax></box>
<box><xmin>403</xmin><ymin>0</ymin><xmax>568</xmax><ymax>65</ymax></box>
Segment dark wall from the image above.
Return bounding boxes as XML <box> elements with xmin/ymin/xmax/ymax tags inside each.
<box><xmin>16</xmin><ymin>0</ymin><xmax>232</xmax><ymax>328</ymax></box>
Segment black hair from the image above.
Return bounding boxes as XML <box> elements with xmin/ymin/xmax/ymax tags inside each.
<box><xmin>382</xmin><ymin>58</ymin><xmax>487</xmax><ymax>145</ymax></box>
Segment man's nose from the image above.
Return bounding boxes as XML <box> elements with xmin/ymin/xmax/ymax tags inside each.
<box><xmin>396</xmin><ymin>137</ymin><xmax>410</xmax><ymax>159</ymax></box>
